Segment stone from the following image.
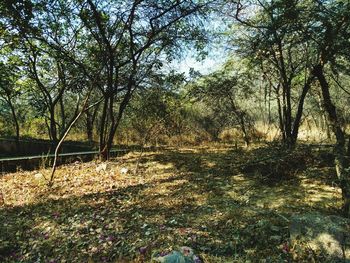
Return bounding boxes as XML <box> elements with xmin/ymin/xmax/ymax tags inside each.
<box><xmin>120</xmin><ymin>167</ymin><xmax>128</xmax><ymax>174</ymax></box>
<box><xmin>153</xmin><ymin>247</ymin><xmax>201</xmax><ymax>263</ymax></box>
<box><xmin>290</xmin><ymin>213</ymin><xmax>350</xmax><ymax>260</ymax></box>
<box><xmin>96</xmin><ymin>163</ymin><xmax>108</xmax><ymax>173</ymax></box>
<box><xmin>34</xmin><ymin>173</ymin><xmax>46</xmax><ymax>185</ymax></box>
<box><xmin>34</xmin><ymin>173</ymin><xmax>44</xmax><ymax>180</ymax></box>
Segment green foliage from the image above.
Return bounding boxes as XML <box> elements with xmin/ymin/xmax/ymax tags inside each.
<box><xmin>187</xmin><ymin>60</ymin><xmax>257</xmax><ymax>142</ymax></box>
<box><xmin>0</xmin><ymin>0</ymin><xmax>350</xmax><ymax>150</ymax></box>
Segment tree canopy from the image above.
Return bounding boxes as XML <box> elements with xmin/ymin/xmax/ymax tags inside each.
<box><xmin>1</xmin><ymin>0</ymin><xmax>350</xmax><ymax>215</ymax></box>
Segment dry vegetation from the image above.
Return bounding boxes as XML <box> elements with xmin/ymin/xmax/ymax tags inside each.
<box><xmin>0</xmin><ymin>144</ymin><xmax>343</xmax><ymax>262</ymax></box>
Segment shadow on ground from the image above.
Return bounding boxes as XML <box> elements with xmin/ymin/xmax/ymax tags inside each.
<box><xmin>0</xmin><ymin>144</ymin><xmax>343</xmax><ymax>262</ymax></box>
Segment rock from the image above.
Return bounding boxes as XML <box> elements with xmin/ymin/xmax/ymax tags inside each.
<box><xmin>34</xmin><ymin>173</ymin><xmax>45</xmax><ymax>182</ymax></box>
<box><xmin>290</xmin><ymin>213</ymin><xmax>350</xmax><ymax>260</ymax></box>
<box><xmin>34</xmin><ymin>173</ymin><xmax>43</xmax><ymax>179</ymax></box>
<box><xmin>96</xmin><ymin>163</ymin><xmax>108</xmax><ymax>173</ymax></box>
<box><xmin>153</xmin><ymin>246</ymin><xmax>201</xmax><ymax>263</ymax></box>
<box><xmin>120</xmin><ymin>167</ymin><xmax>128</xmax><ymax>175</ymax></box>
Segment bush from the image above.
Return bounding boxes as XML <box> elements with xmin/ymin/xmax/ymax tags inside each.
<box><xmin>219</xmin><ymin>128</ymin><xmax>243</xmax><ymax>143</ymax></box>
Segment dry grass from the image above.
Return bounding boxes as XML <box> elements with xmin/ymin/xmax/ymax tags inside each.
<box><xmin>0</xmin><ymin>144</ymin><xmax>343</xmax><ymax>262</ymax></box>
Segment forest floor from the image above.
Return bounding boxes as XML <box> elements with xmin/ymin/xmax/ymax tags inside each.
<box><xmin>0</xmin><ymin>143</ymin><xmax>344</xmax><ymax>262</ymax></box>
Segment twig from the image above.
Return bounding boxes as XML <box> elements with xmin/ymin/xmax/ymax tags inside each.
<box><xmin>330</xmin><ymin>73</ymin><xmax>350</xmax><ymax>96</ymax></box>
<box><xmin>274</xmin><ymin>212</ymin><xmax>290</xmax><ymax>223</ymax></box>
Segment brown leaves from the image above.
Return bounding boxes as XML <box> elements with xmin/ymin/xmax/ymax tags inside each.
<box><xmin>0</xmin><ymin>146</ymin><xmax>344</xmax><ymax>262</ymax></box>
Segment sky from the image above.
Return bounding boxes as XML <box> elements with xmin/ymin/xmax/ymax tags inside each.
<box><xmin>168</xmin><ymin>14</ymin><xmax>229</xmax><ymax>76</ymax></box>
<box><xmin>167</xmin><ymin>41</ymin><xmax>228</xmax><ymax>76</ymax></box>
<box><xmin>175</xmin><ymin>55</ymin><xmax>222</xmax><ymax>75</ymax></box>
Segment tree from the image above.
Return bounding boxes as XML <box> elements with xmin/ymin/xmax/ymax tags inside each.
<box><xmin>1</xmin><ymin>0</ymin><xmax>92</xmax><ymax>145</ymax></box>
<box><xmin>306</xmin><ymin>0</ymin><xmax>350</xmax><ymax>216</ymax></box>
<box><xmin>7</xmin><ymin>0</ymin><xmax>212</xmax><ymax>158</ymax></box>
<box><xmin>0</xmin><ymin>1</ymin><xmax>30</xmax><ymax>151</ymax></box>
<box><xmin>1</xmin><ymin>0</ymin><xmax>213</xmax><ymax>156</ymax></box>
<box><xmin>231</xmin><ymin>0</ymin><xmax>350</xmax><ymax>216</ymax></box>
<box><xmin>189</xmin><ymin>63</ymin><xmax>256</xmax><ymax>145</ymax></box>
<box><xmin>84</xmin><ymin>100</ymin><xmax>99</xmax><ymax>142</ymax></box>
<box><xmin>24</xmin><ymin>46</ymin><xmax>81</xmax><ymax>143</ymax></box>
<box><xmin>75</xmin><ymin>0</ymin><xmax>211</xmax><ymax>159</ymax></box>
<box><xmin>231</xmin><ymin>0</ymin><xmax>317</xmax><ymax>147</ymax></box>
<box><xmin>0</xmin><ymin>59</ymin><xmax>22</xmax><ymax>152</ymax></box>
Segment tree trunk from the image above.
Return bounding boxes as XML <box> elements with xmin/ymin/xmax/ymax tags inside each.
<box><xmin>228</xmin><ymin>95</ymin><xmax>251</xmax><ymax>146</ymax></box>
<box><xmin>313</xmin><ymin>64</ymin><xmax>350</xmax><ymax>217</ymax></box>
<box><xmin>49</xmin><ymin>106</ymin><xmax>58</xmax><ymax>145</ymax></box>
<box><xmin>276</xmin><ymin>90</ymin><xmax>285</xmax><ymax>142</ymax></box>
<box><xmin>99</xmin><ymin>79</ymin><xmax>134</xmax><ymax>160</ymax></box>
<box><xmin>86</xmin><ymin>108</ymin><xmax>96</xmax><ymax>142</ymax></box>
<box><xmin>291</xmin><ymin>75</ymin><xmax>314</xmax><ymax>146</ymax></box>
<box><xmin>284</xmin><ymin>83</ymin><xmax>293</xmax><ymax>146</ymax></box>
<box><xmin>59</xmin><ymin>96</ymin><xmax>66</xmax><ymax>137</ymax></box>
<box><xmin>316</xmin><ymin>89</ymin><xmax>331</xmax><ymax>139</ymax></box>
<box><xmin>99</xmin><ymin>96</ymin><xmax>109</xmax><ymax>160</ymax></box>
<box><xmin>238</xmin><ymin>113</ymin><xmax>250</xmax><ymax>147</ymax></box>
<box><xmin>45</xmin><ymin>118</ymin><xmax>52</xmax><ymax>141</ymax></box>
<box><xmin>102</xmin><ymin>94</ymin><xmax>132</xmax><ymax>160</ymax></box>
<box><xmin>7</xmin><ymin>96</ymin><xmax>20</xmax><ymax>153</ymax></box>
<box><xmin>49</xmin><ymin>90</ymin><xmax>93</xmax><ymax>186</ymax></box>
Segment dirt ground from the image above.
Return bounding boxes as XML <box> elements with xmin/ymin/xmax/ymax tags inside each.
<box><xmin>0</xmin><ymin>143</ymin><xmax>343</xmax><ymax>262</ymax></box>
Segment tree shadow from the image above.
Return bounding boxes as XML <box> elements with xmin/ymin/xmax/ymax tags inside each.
<box><xmin>0</xmin><ymin>144</ymin><xmax>344</xmax><ymax>262</ymax></box>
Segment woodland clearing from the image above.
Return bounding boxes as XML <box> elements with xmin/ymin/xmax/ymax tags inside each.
<box><xmin>0</xmin><ymin>143</ymin><xmax>345</xmax><ymax>262</ymax></box>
